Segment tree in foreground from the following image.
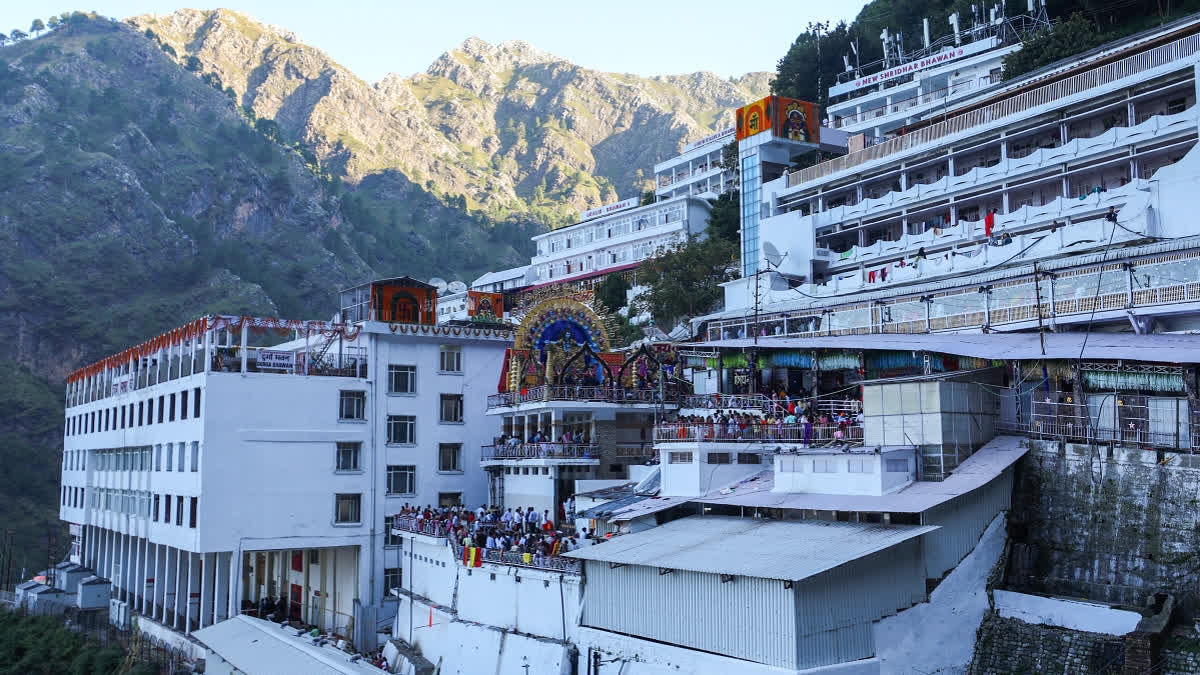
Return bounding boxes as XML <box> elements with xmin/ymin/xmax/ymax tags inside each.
<box><xmin>633</xmin><ymin>234</ymin><xmax>737</xmax><ymax>330</ymax></box>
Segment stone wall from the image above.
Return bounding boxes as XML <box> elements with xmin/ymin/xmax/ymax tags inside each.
<box><xmin>1005</xmin><ymin>441</ymin><xmax>1200</xmax><ymax>618</ymax></box>
<box><xmin>968</xmin><ymin>612</ymin><xmax>1125</xmax><ymax>674</ymax></box>
<box><xmin>1164</xmin><ymin>635</ymin><xmax>1200</xmax><ymax>674</ymax></box>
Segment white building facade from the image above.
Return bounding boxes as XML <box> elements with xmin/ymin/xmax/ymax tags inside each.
<box><xmin>653</xmin><ymin>127</ymin><xmax>737</xmax><ymax>201</ymax></box>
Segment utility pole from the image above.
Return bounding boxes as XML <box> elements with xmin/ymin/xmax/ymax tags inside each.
<box><xmin>1033</xmin><ymin>262</ymin><xmax>1046</xmax><ymax>356</ymax></box>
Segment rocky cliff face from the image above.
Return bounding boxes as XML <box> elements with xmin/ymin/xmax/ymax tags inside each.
<box><xmin>132</xmin><ymin>9</ymin><xmax>770</xmax><ymax>224</ymax></box>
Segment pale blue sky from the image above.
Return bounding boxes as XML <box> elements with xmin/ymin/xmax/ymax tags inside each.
<box><xmin>5</xmin><ymin>1</ymin><xmax>869</xmax><ymax>83</ymax></box>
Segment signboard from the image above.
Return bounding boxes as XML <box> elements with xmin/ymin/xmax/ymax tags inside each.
<box><xmin>579</xmin><ymin>197</ymin><xmax>639</xmax><ymax>223</ymax></box>
<box><xmin>468</xmin><ymin>291</ymin><xmax>503</xmax><ymax>319</ymax></box>
<box><xmin>110</xmin><ymin>374</ymin><xmax>132</xmax><ymax>397</ymax></box>
<box><xmin>736</xmin><ymin>96</ymin><xmax>821</xmax><ymax>144</ymax></box>
<box><xmin>829</xmin><ymin>37</ymin><xmax>999</xmax><ymax>97</ymax></box>
<box><xmin>683</xmin><ymin>126</ymin><xmax>735</xmax><ymax>152</ymax></box>
<box><xmin>257</xmin><ymin>350</ymin><xmax>296</xmax><ymax>370</ymax></box>
<box><xmin>736</xmin><ymin>96</ymin><xmax>773</xmax><ymax>140</ymax></box>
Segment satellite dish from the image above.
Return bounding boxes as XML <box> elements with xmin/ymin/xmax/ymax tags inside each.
<box><xmin>448</xmin><ymin>281</ymin><xmax>467</xmax><ymax>293</ymax></box>
<box><xmin>762</xmin><ymin>241</ymin><xmax>786</xmax><ymax>268</ymax></box>
<box><xmin>428</xmin><ymin>277</ymin><xmax>448</xmax><ymax>293</ymax></box>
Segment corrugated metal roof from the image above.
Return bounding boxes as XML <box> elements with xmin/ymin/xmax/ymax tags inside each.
<box><xmin>192</xmin><ymin>615</ymin><xmax>382</xmax><ymax>675</ymax></box>
<box><xmin>693</xmin><ymin>332</ymin><xmax>1200</xmax><ymax>363</ymax></box>
<box><xmin>566</xmin><ymin>515</ymin><xmax>937</xmax><ymax>581</ymax></box>
<box><xmin>471</xmin><ymin>265</ymin><xmax>530</xmax><ymax>288</ymax></box>
<box><xmin>692</xmin><ymin>435</ymin><xmax>1028</xmax><ymax>513</ymax></box>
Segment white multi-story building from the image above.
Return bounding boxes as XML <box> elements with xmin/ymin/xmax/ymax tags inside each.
<box><xmin>530</xmin><ymin>196</ymin><xmax>712</xmax><ymax>287</ymax></box>
<box><xmin>59</xmin><ymin>278</ymin><xmax>510</xmax><ymax>649</ymax></box>
<box><xmin>710</xmin><ymin>16</ymin><xmax>1200</xmax><ymax>340</ymax></box>
<box><xmin>653</xmin><ymin>127</ymin><xmax>737</xmax><ymax>201</ymax></box>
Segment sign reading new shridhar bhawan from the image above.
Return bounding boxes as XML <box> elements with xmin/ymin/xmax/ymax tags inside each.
<box><xmin>735</xmin><ymin>95</ymin><xmax>820</xmax><ymax>144</ymax></box>
<box><xmin>579</xmin><ymin>197</ymin><xmax>639</xmax><ymax>223</ymax></box>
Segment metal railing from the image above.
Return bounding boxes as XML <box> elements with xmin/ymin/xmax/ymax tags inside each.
<box><xmin>482</xmin><ymin>443</ymin><xmax>599</xmax><ymax>460</ymax></box>
<box><xmin>487</xmin><ymin>385</ymin><xmax>686</xmax><ymax>408</ymax></box>
<box><xmin>829</xmin><ymin>75</ymin><xmax>1002</xmax><ymax>129</ymax></box>
<box><xmin>995</xmin><ymin>398</ymin><xmax>1195</xmax><ymax>450</ymax></box>
<box><xmin>654</xmin><ymin>423</ymin><xmax>864</xmax><ymax>444</ymax></box>
<box><xmin>790</xmin><ymin>32</ymin><xmax>1200</xmax><ymax>188</ymax></box>
<box><xmin>390</xmin><ymin>515</ymin><xmax>454</xmax><ymax>538</ymax></box>
<box><xmin>449</xmin><ymin>543</ymin><xmax>581</xmax><ymax>575</ymax></box>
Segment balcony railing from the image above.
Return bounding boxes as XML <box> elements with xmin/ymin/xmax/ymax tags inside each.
<box><xmin>789</xmin><ymin>32</ymin><xmax>1200</xmax><ymax>188</ymax></box>
<box><xmin>482</xmin><ymin>443</ymin><xmax>599</xmax><ymax>460</ymax></box>
<box><xmin>448</xmin><ymin>543</ymin><xmax>581</xmax><ymax>575</ymax></box>
<box><xmin>654</xmin><ymin>423</ymin><xmax>864</xmax><ymax>444</ymax></box>
<box><xmin>996</xmin><ymin>399</ymin><xmax>1196</xmax><ymax>450</ymax></box>
<box><xmin>829</xmin><ymin>75</ymin><xmax>1002</xmax><ymax>130</ymax></box>
<box><xmin>390</xmin><ymin>515</ymin><xmax>454</xmax><ymax>538</ymax></box>
<box><xmin>487</xmin><ymin>385</ymin><xmax>685</xmax><ymax>408</ymax></box>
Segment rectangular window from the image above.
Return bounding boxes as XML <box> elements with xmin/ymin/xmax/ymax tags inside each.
<box><xmin>885</xmin><ymin>458</ymin><xmax>910</xmax><ymax>473</ymax></box>
<box><xmin>336</xmin><ymin>442</ymin><xmax>361</xmax><ymax>472</ymax></box>
<box><xmin>706</xmin><ymin>452</ymin><xmax>731</xmax><ymax>464</ymax></box>
<box><xmin>438</xmin><ymin>444</ymin><xmax>462</xmax><ymax>472</ymax></box>
<box><xmin>339</xmin><ymin>391</ymin><xmax>366</xmax><ymax>420</ymax></box>
<box><xmin>168</xmin><ymin>394</ymin><xmax>176</xmax><ymax>422</ymax></box>
<box><xmin>385</xmin><ymin>518</ymin><xmax>402</xmax><ymax>547</ymax></box>
<box><xmin>177</xmin><ymin>443</ymin><xmax>185</xmax><ymax>472</ymax></box>
<box><xmin>812</xmin><ymin>459</ymin><xmax>836</xmax><ymax>473</ymax></box>
<box><xmin>180</xmin><ymin>390</ymin><xmax>189</xmax><ymax>420</ymax></box>
<box><xmin>120</xmin><ymin>406</ymin><xmax>125</xmax><ymax>429</ymax></box>
<box><xmin>439</xmin><ymin>346</ymin><xmax>462</xmax><ymax>373</ymax></box>
<box><xmin>383</xmin><ymin>568</ymin><xmax>402</xmax><ymax>595</ymax></box>
<box><xmin>165</xmin><ymin>443</ymin><xmax>173</xmax><ymax>472</ymax></box>
<box><xmin>157</xmin><ymin>395</ymin><xmax>164</xmax><ymax>423</ymax></box>
<box><xmin>189</xmin><ymin>497</ymin><xmax>197</xmax><ymax>528</ymax></box>
<box><xmin>138</xmin><ymin>401</ymin><xmax>144</xmax><ymax>426</ymax></box>
<box><xmin>104</xmin><ymin>408</ymin><xmax>109</xmax><ymax>431</ymax></box>
<box><xmin>387</xmin><ymin>415</ymin><xmax>416</xmax><ymax>444</ymax></box>
<box><xmin>334</xmin><ymin>494</ymin><xmax>361</xmax><ymax>524</ymax></box>
<box><xmin>668</xmin><ymin>451</ymin><xmax>693</xmax><ymax>464</ymax></box>
<box><xmin>155</xmin><ymin>444</ymin><xmax>162</xmax><ymax>471</ymax></box>
<box><xmin>848</xmin><ymin>459</ymin><xmax>874</xmax><ymax>473</ymax></box>
<box><xmin>164</xmin><ymin>493</ymin><xmax>172</xmax><ymax>523</ymax></box>
<box><xmin>386</xmin><ymin>465</ymin><xmax>416</xmax><ymax>495</ymax></box>
<box><xmin>175</xmin><ymin>495</ymin><xmax>183</xmax><ymax>526</ymax></box>
<box><xmin>737</xmin><ymin>453</ymin><xmax>762</xmax><ymax>465</ymax></box>
<box><xmin>439</xmin><ymin>394</ymin><xmax>463</xmax><ymax>423</ymax></box>
<box><xmin>193</xmin><ymin>387</ymin><xmax>201</xmax><ymax>418</ymax></box>
<box><xmin>388</xmin><ymin>365</ymin><xmax>416</xmax><ymax>394</ymax></box>
<box><xmin>190</xmin><ymin>441</ymin><xmax>199</xmax><ymax>472</ymax></box>
<box><xmin>147</xmin><ymin>399</ymin><xmax>153</xmax><ymax>425</ymax></box>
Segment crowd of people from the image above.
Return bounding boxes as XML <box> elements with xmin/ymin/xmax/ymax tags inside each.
<box><xmin>392</xmin><ymin>504</ymin><xmax>593</xmax><ymax>563</ymax></box>
<box><xmin>669</xmin><ymin>393</ymin><xmax>864</xmax><ymax>446</ymax></box>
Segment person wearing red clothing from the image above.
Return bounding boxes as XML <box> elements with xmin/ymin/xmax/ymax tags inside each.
<box><xmin>984</xmin><ymin>208</ymin><xmax>997</xmax><ymax>237</ymax></box>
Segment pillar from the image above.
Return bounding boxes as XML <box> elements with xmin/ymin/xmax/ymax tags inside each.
<box><xmin>141</xmin><ymin>538</ymin><xmax>152</xmax><ymax>616</ymax></box>
<box><xmin>240</xmin><ymin>321</ymin><xmax>249</xmax><ymax>373</ymax></box>
<box><xmin>215</xmin><ymin>552</ymin><xmax>230</xmax><ymax>621</ymax></box>
<box><xmin>229</xmin><ymin>551</ymin><xmax>243</xmax><ymax>621</ymax></box>
<box><xmin>199</xmin><ymin>553</ymin><xmax>211</xmax><ymax>628</ymax></box>
<box><xmin>155</xmin><ymin>544</ymin><xmax>167</xmax><ymax>621</ymax></box>
<box><xmin>173</xmin><ymin>547</ymin><xmax>184</xmax><ymax>628</ymax></box>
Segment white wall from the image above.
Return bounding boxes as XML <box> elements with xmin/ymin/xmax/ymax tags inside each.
<box><xmin>772</xmin><ymin>452</ymin><xmax>914</xmax><ymax>496</ymax></box>
<box><xmin>501</xmin><ymin>468</ymin><xmax>557</xmax><ymax>520</ymax></box>
<box><xmin>993</xmin><ymin>590</ymin><xmax>1141</xmax><ymax>635</ymax></box>
<box><xmin>658</xmin><ymin>445</ymin><xmax>764</xmax><ymax>497</ymax></box>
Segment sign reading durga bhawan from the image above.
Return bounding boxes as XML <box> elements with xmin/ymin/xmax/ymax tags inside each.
<box><xmin>257</xmin><ymin>349</ymin><xmax>296</xmax><ymax>370</ymax></box>
<box><xmin>579</xmin><ymin>197</ymin><xmax>639</xmax><ymax>223</ymax></box>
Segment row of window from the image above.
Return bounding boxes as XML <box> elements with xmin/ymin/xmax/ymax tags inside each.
<box><xmin>386</xmin><ymin>356</ymin><xmax>466</xmax><ymax>396</ymax></box>
<box><xmin>75</xmin><ymin>487</ymin><xmax>200</xmax><ymax>529</ymax></box>
<box><xmin>668</xmin><ymin>451</ymin><xmax>763</xmax><ymax>465</ymax></box>
<box><xmin>339</xmin><ymin>391</ymin><xmax>464</xmax><ymax>427</ymax></box>
<box><xmin>75</xmin><ymin>443</ymin><xmax>200</xmax><ymax>473</ymax></box>
<box><xmin>337</xmin><ymin>442</ymin><xmax>460</xmax><ymax>477</ymax></box>
<box><xmin>775</xmin><ymin>457</ymin><xmax>912</xmax><ymax>474</ymax></box>
<box><xmin>66</xmin><ymin>388</ymin><xmax>201</xmax><ymax>437</ymax></box>
<box><xmin>498</xmin><ymin>465</ymin><xmax>591</xmax><ymax>475</ymax></box>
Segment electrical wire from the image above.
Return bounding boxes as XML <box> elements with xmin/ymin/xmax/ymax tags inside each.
<box><xmin>1076</xmin><ymin>213</ymin><xmax>1122</xmax><ymax>364</ymax></box>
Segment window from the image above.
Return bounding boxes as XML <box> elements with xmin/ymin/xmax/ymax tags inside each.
<box><xmin>812</xmin><ymin>459</ymin><xmax>836</xmax><ymax>473</ymax></box>
<box><xmin>165</xmin><ymin>443</ymin><xmax>173</xmax><ymax>472</ymax></box>
<box><xmin>176</xmin><ymin>495</ymin><xmax>184</xmax><ymax>526</ymax></box>
<box><xmin>438</xmin><ymin>444</ymin><xmax>462</xmax><ymax>472</ymax></box>
<box><xmin>385</xmin><ymin>518</ymin><xmax>403</xmax><ymax>547</ymax></box>
<box><xmin>885</xmin><ymin>458</ymin><xmax>910</xmax><ymax>473</ymax></box>
<box><xmin>668</xmin><ymin>452</ymin><xmax>693</xmax><ymax>464</ymax></box>
<box><xmin>189</xmin><ymin>497</ymin><xmax>197</xmax><ymax>528</ymax></box>
<box><xmin>169</xmin><ymin>394</ymin><xmax>176</xmax><ymax>421</ymax></box>
<box><xmin>439</xmin><ymin>345</ymin><xmax>462</xmax><ymax>373</ymax></box>
<box><xmin>193</xmin><ymin>387</ymin><xmax>201</xmax><ymax>418</ymax></box>
<box><xmin>164</xmin><ymin>494</ymin><xmax>172</xmax><ymax>523</ymax></box>
<box><xmin>157</xmin><ymin>395</ymin><xmax>164</xmax><ymax>423</ymax></box>
<box><xmin>737</xmin><ymin>453</ymin><xmax>762</xmax><ymax>465</ymax></box>
<box><xmin>848</xmin><ymin>459</ymin><xmax>874</xmax><ymax>474</ymax></box>
<box><xmin>177</xmin><ymin>443</ymin><xmax>185</xmax><ymax>472</ymax></box>
<box><xmin>387</xmin><ymin>465</ymin><xmax>416</xmax><ymax>495</ymax></box>
<box><xmin>706</xmin><ymin>452</ymin><xmax>731</xmax><ymax>464</ymax></box>
<box><xmin>339</xmin><ymin>391</ymin><xmax>366</xmax><ymax>420</ymax></box>
<box><xmin>155</xmin><ymin>444</ymin><xmax>162</xmax><ymax>471</ymax></box>
<box><xmin>147</xmin><ymin>399</ymin><xmax>153</xmax><ymax>425</ymax></box>
<box><xmin>120</xmin><ymin>405</ymin><xmax>126</xmax><ymax>429</ymax></box>
<box><xmin>439</xmin><ymin>394</ymin><xmax>463</xmax><ymax>423</ymax></box>
<box><xmin>180</xmin><ymin>390</ymin><xmax>189</xmax><ymax>420</ymax></box>
<box><xmin>384</xmin><ymin>568</ymin><xmax>402</xmax><ymax>595</ymax></box>
<box><xmin>438</xmin><ymin>492</ymin><xmax>462</xmax><ymax>507</ymax></box>
<box><xmin>336</xmin><ymin>442</ymin><xmax>361</xmax><ymax>472</ymax></box>
<box><xmin>387</xmin><ymin>415</ymin><xmax>415</xmax><ymax>444</ymax></box>
<box><xmin>308</xmin><ymin>550</ymin><xmax>319</xmax><ymax>565</ymax></box>
<box><xmin>138</xmin><ymin>401</ymin><xmax>144</xmax><ymax>426</ymax></box>
<box><xmin>388</xmin><ymin>365</ymin><xmax>416</xmax><ymax>394</ymax></box>
<box><xmin>334</xmin><ymin>493</ymin><xmax>361</xmax><ymax>524</ymax></box>
<box><xmin>190</xmin><ymin>442</ymin><xmax>199</xmax><ymax>472</ymax></box>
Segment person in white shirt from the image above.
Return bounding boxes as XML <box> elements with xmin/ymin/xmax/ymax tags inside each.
<box><xmin>525</xmin><ymin>507</ymin><xmax>539</xmax><ymax>533</ymax></box>
<box><xmin>486</xmin><ymin>534</ymin><xmax>497</xmax><ymax>549</ymax></box>
<box><xmin>502</xmin><ymin>508</ymin><xmax>514</xmax><ymax>527</ymax></box>
<box><xmin>475</xmin><ymin>505</ymin><xmax>486</xmax><ymax>521</ymax></box>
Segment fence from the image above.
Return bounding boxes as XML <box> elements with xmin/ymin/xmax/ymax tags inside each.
<box><xmin>789</xmin><ymin>32</ymin><xmax>1200</xmax><ymax>187</ymax></box>
<box><xmin>390</xmin><ymin>515</ymin><xmax>454</xmax><ymax>538</ymax></box>
<box><xmin>482</xmin><ymin>443</ymin><xmax>599</xmax><ymax>460</ymax></box>
<box><xmin>996</xmin><ymin>398</ymin><xmax>1196</xmax><ymax>450</ymax></box>
<box><xmin>653</xmin><ymin>423</ymin><xmax>864</xmax><ymax>445</ymax></box>
<box><xmin>488</xmin><ymin>385</ymin><xmax>685</xmax><ymax>408</ymax></box>
<box><xmin>448</xmin><ymin>543</ymin><xmax>581</xmax><ymax>575</ymax></box>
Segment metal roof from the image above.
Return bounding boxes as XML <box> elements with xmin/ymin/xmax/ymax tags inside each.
<box><xmin>566</xmin><ymin>515</ymin><xmax>937</xmax><ymax>581</ymax></box>
<box><xmin>471</xmin><ymin>265</ymin><xmax>530</xmax><ymax>288</ymax></box>
<box><xmin>339</xmin><ymin>276</ymin><xmax>435</xmax><ymax>293</ymax></box>
<box><xmin>192</xmin><ymin>615</ymin><xmax>382</xmax><ymax>675</ymax></box>
<box><xmin>694</xmin><ymin>332</ymin><xmax>1200</xmax><ymax>363</ymax></box>
<box><xmin>694</xmin><ymin>436</ymin><xmax>1028</xmax><ymax>513</ymax></box>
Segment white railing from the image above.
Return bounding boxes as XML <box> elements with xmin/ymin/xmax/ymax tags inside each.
<box><xmin>790</xmin><ymin>33</ymin><xmax>1200</xmax><ymax>188</ymax></box>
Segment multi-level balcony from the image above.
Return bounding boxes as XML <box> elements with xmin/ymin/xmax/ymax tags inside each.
<box><xmin>486</xmin><ymin>385</ymin><xmax>686</xmax><ymax>411</ymax></box>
